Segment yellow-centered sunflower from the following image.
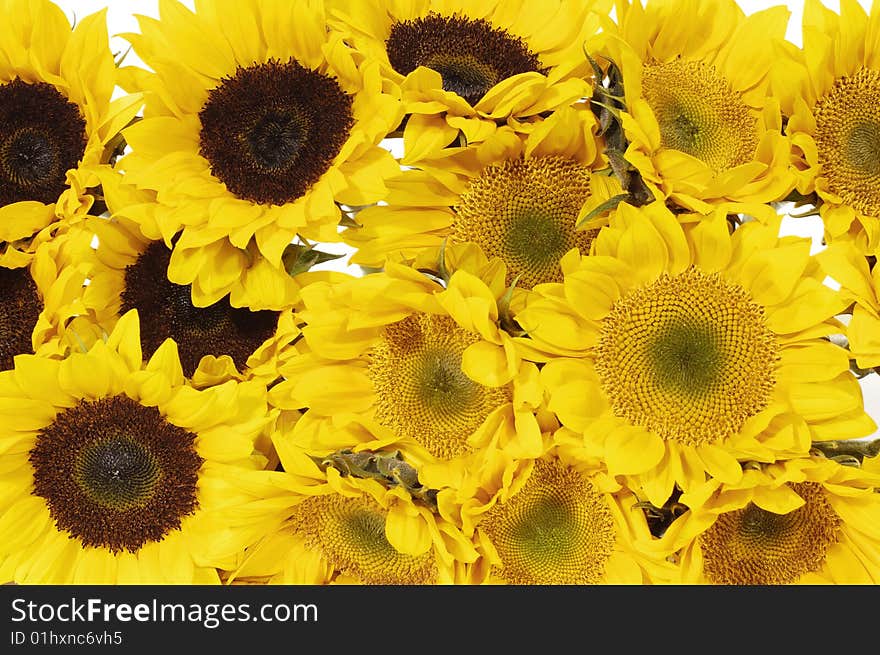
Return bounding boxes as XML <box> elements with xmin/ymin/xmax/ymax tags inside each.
<box><xmin>519</xmin><ymin>202</ymin><xmax>876</xmax><ymax>507</ymax></box>
<box><xmin>225</xmin><ymin>432</ymin><xmax>477</xmax><ymax>585</ymax></box>
<box><xmin>0</xmin><ymin>0</ymin><xmax>142</xmax><ymax>267</ymax></box>
<box><xmin>344</xmin><ymin>106</ymin><xmax>618</xmax><ymax>288</ymax></box>
<box><xmin>782</xmin><ymin>0</ymin><xmax>880</xmax><ymax>255</ymax></box>
<box><xmin>0</xmin><ymin>310</ymin><xmax>273</xmax><ymax>584</ymax></box>
<box><xmin>328</xmin><ymin>0</ymin><xmax>608</xmax><ymax>151</ymax></box>
<box><xmin>658</xmin><ymin>456</ymin><xmax>880</xmax><ymax>584</ymax></box>
<box><xmin>444</xmin><ymin>449</ymin><xmax>677</xmax><ymax>584</ymax></box>
<box><xmin>268</xmin><ymin>250</ymin><xmax>554</xmax><ymax>490</ymax></box>
<box><xmin>116</xmin><ymin>0</ymin><xmax>402</xmax><ymax>306</ymax></box>
<box><xmin>595</xmin><ymin>0</ymin><xmax>795</xmax><ymax>212</ymax></box>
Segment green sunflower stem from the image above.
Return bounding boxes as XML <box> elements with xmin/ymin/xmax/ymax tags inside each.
<box><xmin>778</xmin><ymin>187</ymin><xmax>820</xmax><ymax>209</ymax></box>
<box><xmin>632</xmin><ymin>497</ymin><xmax>688</xmax><ymax>538</ymax></box>
<box><xmin>810</xmin><ymin>438</ymin><xmax>880</xmax><ymax>463</ymax></box>
<box><xmin>338</xmin><ymin>209</ymin><xmax>362</xmax><ymax>228</ymax></box>
<box><xmin>498</xmin><ymin>274</ymin><xmax>527</xmax><ymax>337</ymax></box>
<box><xmin>100</xmin><ymin>115</ymin><xmax>140</xmax><ymax>166</ymax></box>
<box><xmin>312</xmin><ymin>448</ymin><xmax>440</xmax><ymax>510</ymax></box>
<box><xmin>850</xmin><ymin>359</ymin><xmax>877</xmax><ymax>379</ymax></box>
<box><xmin>436</xmin><ymin>237</ymin><xmax>451</xmax><ymax>284</ymax></box>
<box><xmin>583</xmin><ymin>49</ymin><xmax>655</xmax><ymax>212</ymax></box>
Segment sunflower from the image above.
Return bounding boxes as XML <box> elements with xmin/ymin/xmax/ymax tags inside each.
<box><xmin>0</xmin><ymin>0</ymin><xmax>142</xmax><ymax>267</ymax></box>
<box><xmin>782</xmin><ymin>0</ymin><xmax>880</xmax><ymax>255</ymax></box>
<box><xmin>443</xmin><ymin>448</ymin><xmax>677</xmax><ymax>584</ymax></box>
<box><xmin>0</xmin><ymin>222</ymin><xmax>106</xmax><ymax>371</ymax></box>
<box><xmin>115</xmin><ymin>0</ymin><xmax>402</xmax><ymax>307</ymax></box>
<box><xmin>657</xmin><ymin>456</ymin><xmax>880</xmax><ymax>584</ymax></box>
<box><xmin>0</xmin><ymin>310</ymin><xmax>273</xmax><ymax>584</ymax></box>
<box><xmin>594</xmin><ymin>0</ymin><xmax>795</xmax><ymax>212</ymax></box>
<box><xmin>73</xmin><ymin>177</ymin><xmax>304</xmax><ymax>389</ymax></box>
<box><xmin>224</xmin><ymin>429</ymin><xmax>477</xmax><ymax>585</ymax></box>
<box><xmin>521</xmin><ymin>201</ymin><xmax>876</xmax><ymax>507</ymax></box>
<box><xmin>344</xmin><ymin>106</ymin><xmax>618</xmax><ymax>288</ymax></box>
<box><xmin>268</xmin><ymin>249</ymin><xmax>554</xmax><ymax>491</ymax></box>
<box><xmin>818</xmin><ymin>241</ymin><xmax>880</xmax><ymax>369</ymax></box>
<box><xmin>327</xmin><ymin>0</ymin><xmax>608</xmax><ymax>151</ymax></box>
<box><xmin>86</xmin><ymin>219</ymin><xmax>303</xmax><ymax>389</ymax></box>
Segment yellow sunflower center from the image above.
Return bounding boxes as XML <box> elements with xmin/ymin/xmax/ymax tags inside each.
<box><xmin>385</xmin><ymin>13</ymin><xmax>543</xmax><ymax>106</ymax></box>
<box><xmin>453</xmin><ymin>156</ymin><xmax>599</xmax><ymax>287</ymax></box>
<box><xmin>199</xmin><ymin>59</ymin><xmax>354</xmax><ymax>206</ymax></box>
<box><xmin>0</xmin><ymin>78</ymin><xmax>87</xmax><ymax>207</ymax></box>
<box><xmin>594</xmin><ymin>268</ymin><xmax>777</xmax><ymax>446</ymax></box>
<box><xmin>699</xmin><ymin>482</ymin><xmax>842</xmax><ymax>584</ymax></box>
<box><xmin>479</xmin><ymin>458</ymin><xmax>616</xmax><ymax>584</ymax></box>
<box><xmin>813</xmin><ymin>67</ymin><xmax>880</xmax><ymax>216</ymax></box>
<box><xmin>28</xmin><ymin>394</ymin><xmax>203</xmax><ymax>553</ymax></box>
<box><xmin>367</xmin><ymin>313</ymin><xmax>510</xmax><ymax>459</ymax></box>
<box><xmin>641</xmin><ymin>59</ymin><xmax>759</xmax><ymax>171</ymax></box>
<box><xmin>120</xmin><ymin>241</ymin><xmax>280</xmax><ymax>377</ymax></box>
<box><xmin>291</xmin><ymin>494</ymin><xmax>436</xmax><ymax>584</ymax></box>
<box><xmin>0</xmin><ymin>266</ymin><xmax>41</xmax><ymax>371</ymax></box>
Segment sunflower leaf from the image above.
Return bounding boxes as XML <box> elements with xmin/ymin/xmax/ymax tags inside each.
<box><xmin>584</xmin><ymin>50</ymin><xmax>607</xmax><ymax>85</ymax></box>
<box><xmin>576</xmin><ymin>193</ymin><xmax>631</xmax><ymax>227</ymax></box>
<box><xmin>282</xmin><ymin>242</ymin><xmax>345</xmax><ymax>277</ymax></box>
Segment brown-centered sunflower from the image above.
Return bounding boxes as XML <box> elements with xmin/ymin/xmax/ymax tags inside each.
<box><xmin>328</xmin><ymin>0</ymin><xmax>609</xmax><ymax>153</ymax></box>
<box><xmin>0</xmin><ymin>0</ymin><xmax>142</xmax><ymax>267</ymax></box>
<box><xmin>115</xmin><ymin>0</ymin><xmax>402</xmax><ymax>307</ymax></box>
<box><xmin>0</xmin><ymin>310</ymin><xmax>273</xmax><ymax>583</ymax></box>
<box><xmin>80</xmin><ymin>208</ymin><xmax>301</xmax><ymax>390</ymax></box>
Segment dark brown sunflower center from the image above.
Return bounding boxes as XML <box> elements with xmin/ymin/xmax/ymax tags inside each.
<box><xmin>29</xmin><ymin>394</ymin><xmax>203</xmax><ymax>553</ymax></box>
<box><xmin>198</xmin><ymin>59</ymin><xmax>354</xmax><ymax>206</ymax></box>
<box><xmin>0</xmin><ymin>78</ymin><xmax>87</xmax><ymax>206</ymax></box>
<box><xmin>120</xmin><ymin>241</ymin><xmax>280</xmax><ymax>377</ymax></box>
<box><xmin>246</xmin><ymin>111</ymin><xmax>308</xmax><ymax>170</ymax></box>
<box><xmin>385</xmin><ymin>13</ymin><xmax>543</xmax><ymax>106</ymax></box>
<box><xmin>0</xmin><ymin>266</ymin><xmax>41</xmax><ymax>370</ymax></box>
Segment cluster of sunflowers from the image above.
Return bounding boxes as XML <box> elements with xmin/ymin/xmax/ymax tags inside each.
<box><xmin>1</xmin><ymin>0</ymin><xmax>880</xmax><ymax>586</ymax></box>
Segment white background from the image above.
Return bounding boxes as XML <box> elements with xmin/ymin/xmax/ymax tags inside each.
<box><xmin>50</xmin><ymin>0</ymin><xmax>880</xmax><ymax>439</ymax></box>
